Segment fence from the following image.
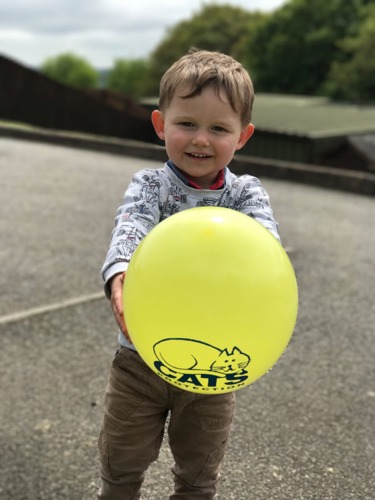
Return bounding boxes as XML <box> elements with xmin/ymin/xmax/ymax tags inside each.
<box><xmin>0</xmin><ymin>55</ymin><xmax>155</xmax><ymax>143</ymax></box>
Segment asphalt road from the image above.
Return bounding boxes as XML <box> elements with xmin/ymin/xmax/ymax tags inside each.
<box><xmin>0</xmin><ymin>138</ymin><xmax>374</xmax><ymax>500</ymax></box>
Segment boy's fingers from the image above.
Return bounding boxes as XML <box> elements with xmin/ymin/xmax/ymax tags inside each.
<box><xmin>111</xmin><ymin>283</ymin><xmax>132</xmax><ymax>344</ymax></box>
<box><xmin>111</xmin><ymin>294</ymin><xmax>124</xmax><ymax>328</ymax></box>
<box><xmin>109</xmin><ymin>271</ymin><xmax>132</xmax><ymax>343</ymax></box>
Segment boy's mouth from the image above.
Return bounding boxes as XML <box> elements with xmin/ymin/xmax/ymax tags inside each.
<box><xmin>187</xmin><ymin>152</ymin><xmax>212</xmax><ymax>159</ymax></box>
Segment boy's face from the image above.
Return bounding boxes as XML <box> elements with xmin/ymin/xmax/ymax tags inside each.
<box><xmin>152</xmin><ymin>86</ymin><xmax>254</xmax><ymax>189</ymax></box>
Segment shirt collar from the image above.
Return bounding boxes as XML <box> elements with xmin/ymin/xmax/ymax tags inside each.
<box><xmin>167</xmin><ymin>161</ymin><xmax>225</xmax><ymax>190</ymax></box>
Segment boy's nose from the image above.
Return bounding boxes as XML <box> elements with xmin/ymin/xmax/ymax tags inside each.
<box><xmin>192</xmin><ymin>130</ymin><xmax>209</xmax><ymax>147</ymax></box>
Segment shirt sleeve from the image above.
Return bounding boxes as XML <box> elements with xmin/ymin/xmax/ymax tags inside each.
<box><xmin>101</xmin><ymin>169</ymin><xmax>162</xmax><ymax>297</ymax></box>
<box><xmin>234</xmin><ymin>176</ymin><xmax>280</xmax><ymax>242</ymax></box>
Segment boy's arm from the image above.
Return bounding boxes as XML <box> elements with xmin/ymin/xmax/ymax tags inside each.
<box><xmin>102</xmin><ymin>169</ymin><xmax>161</xmax><ymax>295</ymax></box>
<box><xmin>102</xmin><ymin>169</ymin><xmax>162</xmax><ymax>335</ymax></box>
<box><xmin>235</xmin><ymin>176</ymin><xmax>280</xmax><ymax>242</ymax></box>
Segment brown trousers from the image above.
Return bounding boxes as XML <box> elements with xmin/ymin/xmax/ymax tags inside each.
<box><xmin>98</xmin><ymin>347</ymin><xmax>235</xmax><ymax>500</ymax></box>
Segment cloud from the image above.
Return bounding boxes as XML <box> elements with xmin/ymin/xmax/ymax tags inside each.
<box><xmin>0</xmin><ymin>0</ymin><xmax>286</xmax><ymax>67</ymax></box>
<box><xmin>0</xmin><ymin>0</ymin><xmax>179</xmax><ymax>34</ymax></box>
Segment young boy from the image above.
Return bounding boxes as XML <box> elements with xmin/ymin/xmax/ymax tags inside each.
<box><xmin>99</xmin><ymin>50</ymin><xmax>280</xmax><ymax>500</ymax></box>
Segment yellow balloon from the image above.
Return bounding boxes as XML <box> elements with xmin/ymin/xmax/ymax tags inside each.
<box><xmin>123</xmin><ymin>207</ymin><xmax>298</xmax><ymax>394</ymax></box>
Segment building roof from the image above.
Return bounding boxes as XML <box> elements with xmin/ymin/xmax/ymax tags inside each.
<box><xmin>252</xmin><ymin>94</ymin><xmax>375</xmax><ymax>138</ymax></box>
<box><xmin>143</xmin><ymin>94</ymin><xmax>375</xmax><ymax>139</ymax></box>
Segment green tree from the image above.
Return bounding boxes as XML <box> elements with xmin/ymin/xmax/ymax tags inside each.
<box><xmin>243</xmin><ymin>0</ymin><xmax>372</xmax><ymax>96</ymax></box>
<box><xmin>41</xmin><ymin>52</ymin><xmax>98</xmax><ymax>88</ymax></box>
<box><xmin>143</xmin><ymin>4</ymin><xmax>265</xmax><ymax>96</ymax></box>
<box><xmin>106</xmin><ymin>58</ymin><xmax>149</xmax><ymax>99</ymax></box>
<box><xmin>323</xmin><ymin>5</ymin><xmax>375</xmax><ymax>102</ymax></box>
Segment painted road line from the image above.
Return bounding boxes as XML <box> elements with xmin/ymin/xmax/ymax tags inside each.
<box><xmin>0</xmin><ymin>292</ymin><xmax>104</xmax><ymax>325</ymax></box>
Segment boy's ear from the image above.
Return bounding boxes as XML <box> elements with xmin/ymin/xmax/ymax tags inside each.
<box><xmin>236</xmin><ymin>123</ymin><xmax>255</xmax><ymax>151</ymax></box>
<box><xmin>151</xmin><ymin>110</ymin><xmax>165</xmax><ymax>141</ymax></box>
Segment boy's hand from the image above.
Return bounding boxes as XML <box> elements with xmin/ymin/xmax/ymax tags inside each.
<box><xmin>110</xmin><ymin>272</ymin><xmax>132</xmax><ymax>343</ymax></box>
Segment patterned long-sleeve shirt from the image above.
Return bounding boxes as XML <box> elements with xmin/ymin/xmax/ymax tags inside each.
<box><xmin>102</xmin><ymin>162</ymin><xmax>280</xmax><ymax>301</ymax></box>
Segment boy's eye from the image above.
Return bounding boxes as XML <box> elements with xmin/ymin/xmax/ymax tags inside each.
<box><xmin>212</xmin><ymin>126</ymin><xmax>227</xmax><ymax>132</ymax></box>
<box><xmin>179</xmin><ymin>122</ymin><xmax>194</xmax><ymax>128</ymax></box>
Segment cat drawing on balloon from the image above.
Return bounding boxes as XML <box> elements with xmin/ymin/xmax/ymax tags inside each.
<box><xmin>153</xmin><ymin>338</ymin><xmax>250</xmax><ymax>378</ymax></box>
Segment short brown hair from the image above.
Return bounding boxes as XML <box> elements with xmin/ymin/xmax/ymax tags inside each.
<box><xmin>158</xmin><ymin>49</ymin><xmax>254</xmax><ymax>126</ymax></box>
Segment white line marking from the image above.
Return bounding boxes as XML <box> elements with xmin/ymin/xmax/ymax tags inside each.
<box><xmin>0</xmin><ymin>292</ymin><xmax>105</xmax><ymax>325</ymax></box>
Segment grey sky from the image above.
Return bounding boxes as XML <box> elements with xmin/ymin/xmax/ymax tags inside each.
<box><xmin>0</xmin><ymin>0</ymin><xmax>286</xmax><ymax>68</ymax></box>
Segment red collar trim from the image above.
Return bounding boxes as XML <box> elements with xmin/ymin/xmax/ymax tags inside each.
<box><xmin>187</xmin><ymin>169</ymin><xmax>225</xmax><ymax>190</ymax></box>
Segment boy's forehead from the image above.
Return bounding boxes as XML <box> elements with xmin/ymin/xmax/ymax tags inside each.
<box><xmin>174</xmin><ymin>83</ymin><xmax>231</xmax><ymax>104</ymax></box>
<box><xmin>165</xmin><ymin>86</ymin><xmax>242</xmax><ymax>126</ymax></box>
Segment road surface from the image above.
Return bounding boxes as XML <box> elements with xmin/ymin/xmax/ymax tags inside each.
<box><xmin>0</xmin><ymin>138</ymin><xmax>374</xmax><ymax>499</ymax></box>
